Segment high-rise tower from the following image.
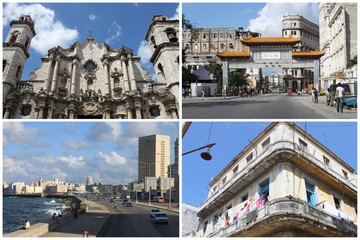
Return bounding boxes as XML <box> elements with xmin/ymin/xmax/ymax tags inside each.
<box><xmin>138</xmin><ymin>134</ymin><xmax>170</xmax><ymax>181</ymax></box>
<box><xmin>3</xmin><ymin>15</ymin><xmax>36</xmax><ymax>105</ymax></box>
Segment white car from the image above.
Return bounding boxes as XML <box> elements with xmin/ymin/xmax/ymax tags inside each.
<box><xmin>150</xmin><ymin>208</ymin><xmax>160</xmax><ymax>218</ymax></box>
<box><xmin>153</xmin><ymin>212</ymin><xmax>168</xmax><ymax>224</ymax></box>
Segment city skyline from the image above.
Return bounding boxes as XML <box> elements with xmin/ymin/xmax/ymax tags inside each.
<box><xmin>3</xmin><ymin>122</ymin><xmax>178</xmax><ymax>185</ymax></box>
<box><xmin>2</xmin><ymin>2</ymin><xmax>179</xmax><ymax>81</ymax></box>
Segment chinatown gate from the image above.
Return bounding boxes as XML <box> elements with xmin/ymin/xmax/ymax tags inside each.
<box><xmin>217</xmin><ymin>36</ymin><xmax>325</xmax><ymax>93</ymax></box>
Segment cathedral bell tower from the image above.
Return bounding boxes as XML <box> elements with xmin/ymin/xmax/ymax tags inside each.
<box><xmin>145</xmin><ymin>15</ymin><xmax>179</xmax><ymax>109</ymax></box>
<box><xmin>3</xmin><ymin>15</ymin><xmax>36</xmax><ymax>105</ymax></box>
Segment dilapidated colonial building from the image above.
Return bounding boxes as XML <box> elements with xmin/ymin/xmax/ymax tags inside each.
<box><xmin>196</xmin><ymin>122</ymin><xmax>357</xmax><ymax>237</ymax></box>
<box><xmin>3</xmin><ymin>15</ymin><xmax>179</xmax><ymax>119</ymax></box>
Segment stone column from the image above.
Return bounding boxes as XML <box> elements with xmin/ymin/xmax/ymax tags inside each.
<box><xmin>38</xmin><ymin>106</ymin><xmax>45</xmax><ymax>119</ymax></box>
<box><xmin>47</xmin><ymin>108</ymin><xmax>54</xmax><ymax>119</ymax></box>
<box><xmin>222</xmin><ymin>61</ymin><xmax>229</xmax><ymax>95</ymax></box>
<box><xmin>70</xmin><ymin>59</ymin><xmax>78</xmax><ymax>95</ymax></box>
<box><xmin>135</xmin><ymin>108</ymin><xmax>142</xmax><ymax>119</ymax></box>
<box><xmin>105</xmin><ymin>110</ymin><xmax>111</xmax><ymax>119</ymax></box>
<box><xmin>34</xmin><ymin>108</ymin><xmax>39</xmax><ymax>119</ymax></box>
<box><xmin>69</xmin><ymin>110</ymin><xmax>75</xmax><ymax>119</ymax></box>
<box><xmin>126</xmin><ymin>108</ymin><xmax>133</xmax><ymax>119</ymax></box>
<box><xmin>127</xmin><ymin>53</ymin><xmax>136</xmax><ymax>92</ymax></box>
<box><xmin>3</xmin><ymin>107</ymin><xmax>11</xmax><ymax>119</ymax></box>
<box><xmin>121</xmin><ymin>55</ymin><xmax>130</xmax><ymax>92</ymax></box>
<box><xmin>50</xmin><ymin>56</ymin><xmax>61</xmax><ymax>94</ymax></box>
<box><xmin>45</xmin><ymin>53</ymin><xmax>54</xmax><ymax>93</ymax></box>
<box><xmin>103</xmin><ymin>58</ymin><xmax>111</xmax><ymax>96</ymax></box>
<box><xmin>171</xmin><ymin>110</ymin><xmax>178</xmax><ymax>119</ymax></box>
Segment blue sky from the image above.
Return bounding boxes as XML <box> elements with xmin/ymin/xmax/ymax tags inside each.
<box><xmin>183</xmin><ymin>3</ymin><xmax>319</xmax><ymax>36</ymax></box>
<box><xmin>182</xmin><ymin>122</ymin><xmax>357</xmax><ymax>208</ymax></box>
<box><xmin>2</xmin><ymin>2</ymin><xmax>179</xmax><ymax>81</ymax></box>
<box><xmin>3</xmin><ymin>122</ymin><xmax>179</xmax><ymax>185</ymax></box>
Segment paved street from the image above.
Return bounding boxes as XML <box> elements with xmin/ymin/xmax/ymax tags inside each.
<box><xmin>182</xmin><ymin>93</ymin><xmax>357</xmax><ymax>119</ymax></box>
<box><xmin>98</xmin><ymin>201</ymin><xmax>179</xmax><ymax>237</ymax></box>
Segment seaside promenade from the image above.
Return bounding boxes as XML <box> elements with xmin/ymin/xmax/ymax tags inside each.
<box><xmin>5</xmin><ymin>199</ymin><xmax>179</xmax><ymax>237</ymax></box>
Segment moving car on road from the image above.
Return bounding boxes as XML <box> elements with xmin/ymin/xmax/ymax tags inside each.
<box><xmin>150</xmin><ymin>208</ymin><xmax>160</xmax><ymax>217</ymax></box>
<box><xmin>153</xmin><ymin>212</ymin><xmax>168</xmax><ymax>224</ymax></box>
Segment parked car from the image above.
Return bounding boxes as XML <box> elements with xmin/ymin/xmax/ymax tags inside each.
<box><xmin>122</xmin><ymin>199</ymin><xmax>129</xmax><ymax>205</ymax></box>
<box><xmin>153</xmin><ymin>212</ymin><xmax>168</xmax><ymax>224</ymax></box>
<box><xmin>150</xmin><ymin>208</ymin><xmax>160</xmax><ymax>218</ymax></box>
<box><xmin>326</xmin><ymin>84</ymin><xmax>352</xmax><ymax>106</ymax></box>
<box><xmin>126</xmin><ymin>202</ymin><xmax>132</xmax><ymax>207</ymax></box>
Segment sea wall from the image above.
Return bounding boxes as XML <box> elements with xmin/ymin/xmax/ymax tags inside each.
<box><xmin>4</xmin><ymin>196</ymin><xmax>86</xmax><ymax>237</ymax></box>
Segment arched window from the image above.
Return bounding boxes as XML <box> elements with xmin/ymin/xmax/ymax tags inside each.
<box><xmin>25</xmin><ymin>37</ymin><xmax>30</xmax><ymax>49</ymax></box>
<box><xmin>10</xmin><ymin>31</ymin><xmax>20</xmax><ymax>43</ymax></box>
<box><xmin>3</xmin><ymin>60</ymin><xmax>7</xmax><ymax>73</ymax></box>
<box><xmin>165</xmin><ymin>28</ymin><xmax>178</xmax><ymax>43</ymax></box>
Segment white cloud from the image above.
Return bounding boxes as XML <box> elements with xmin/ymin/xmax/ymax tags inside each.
<box><xmin>57</xmin><ymin>155</ymin><xmax>85</xmax><ymax>169</ymax></box>
<box><xmin>105</xmin><ymin>20</ymin><xmax>122</xmax><ymax>44</ymax></box>
<box><xmin>170</xmin><ymin>5</ymin><xmax>180</xmax><ymax>20</ymax></box>
<box><xmin>137</xmin><ymin>40</ymin><xmax>152</xmax><ymax>67</ymax></box>
<box><xmin>99</xmin><ymin>151</ymin><xmax>127</xmax><ymax>166</ymax></box>
<box><xmin>3</xmin><ymin>3</ymin><xmax>79</xmax><ymax>55</ymax></box>
<box><xmin>86</xmin><ymin>123</ymin><xmax>121</xmax><ymax>142</ymax></box>
<box><xmin>3</xmin><ymin>156</ymin><xmax>28</xmax><ymax>176</ymax></box>
<box><xmin>89</xmin><ymin>14</ymin><xmax>97</xmax><ymax>21</ymax></box>
<box><xmin>247</xmin><ymin>3</ymin><xmax>319</xmax><ymax>37</ymax></box>
<box><xmin>3</xmin><ymin>122</ymin><xmax>37</xmax><ymax>145</ymax></box>
<box><xmin>63</xmin><ymin>140</ymin><xmax>88</xmax><ymax>150</ymax></box>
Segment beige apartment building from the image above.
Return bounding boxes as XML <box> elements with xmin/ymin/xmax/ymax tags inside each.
<box><xmin>282</xmin><ymin>14</ymin><xmax>320</xmax><ymax>90</ymax></box>
<box><xmin>195</xmin><ymin>122</ymin><xmax>357</xmax><ymax>237</ymax></box>
<box><xmin>319</xmin><ymin>3</ymin><xmax>357</xmax><ymax>91</ymax></box>
<box><xmin>138</xmin><ymin>134</ymin><xmax>171</xmax><ymax>181</ymax></box>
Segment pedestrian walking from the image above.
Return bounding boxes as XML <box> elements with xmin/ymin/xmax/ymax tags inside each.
<box><xmin>188</xmin><ymin>88</ymin><xmax>192</xmax><ymax>99</ymax></box>
<box><xmin>311</xmin><ymin>88</ymin><xmax>315</xmax><ymax>102</ymax></box>
<box><xmin>335</xmin><ymin>82</ymin><xmax>345</xmax><ymax>113</ymax></box>
<box><xmin>83</xmin><ymin>229</ymin><xmax>89</xmax><ymax>237</ymax></box>
<box><xmin>314</xmin><ymin>89</ymin><xmax>318</xmax><ymax>103</ymax></box>
<box><xmin>221</xmin><ymin>88</ymin><xmax>226</xmax><ymax>99</ymax></box>
<box><xmin>201</xmin><ymin>89</ymin><xmax>205</xmax><ymax>98</ymax></box>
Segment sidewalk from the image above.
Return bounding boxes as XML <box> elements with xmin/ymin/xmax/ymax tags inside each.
<box><xmin>133</xmin><ymin>201</ymin><xmax>179</xmax><ymax>214</ymax></box>
<box><xmin>40</xmin><ymin>200</ymin><xmax>110</xmax><ymax>237</ymax></box>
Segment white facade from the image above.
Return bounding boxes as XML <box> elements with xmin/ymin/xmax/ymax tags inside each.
<box><xmin>319</xmin><ymin>3</ymin><xmax>357</xmax><ymax>90</ymax></box>
<box><xmin>3</xmin><ymin>15</ymin><xmax>179</xmax><ymax>119</ymax></box>
<box><xmin>196</xmin><ymin>122</ymin><xmax>357</xmax><ymax>237</ymax></box>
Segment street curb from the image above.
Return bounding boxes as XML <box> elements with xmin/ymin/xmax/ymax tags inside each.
<box><xmin>95</xmin><ymin>208</ymin><xmax>112</xmax><ymax>237</ymax></box>
<box><xmin>133</xmin><ymin>202</ymin><xmax>179</xmax><ymax>214</ymax></box>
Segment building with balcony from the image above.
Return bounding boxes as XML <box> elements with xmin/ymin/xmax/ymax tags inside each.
<box><xmin>195</xmin><ymin>122</ymin><xmax>357</xmax><ymax>237</ymax></box>
<box><xmin>319</xmin><ymin>3</ymin><xmax>357</xmax><ymax>91</ymax></box>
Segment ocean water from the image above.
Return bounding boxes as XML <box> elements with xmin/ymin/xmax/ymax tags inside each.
<box><xmin>3</xmin><ymin>197</ymin><xmax>69</xmax><ymax>234</ymax></box>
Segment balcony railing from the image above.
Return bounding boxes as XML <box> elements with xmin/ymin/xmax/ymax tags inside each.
<box><xmin>201</xmin><ymin>140</ymin><xmax>356</xmax><ymax>210</ymax></box>
<box><xmin>207</xmin><ymin>198</ymin><xmax>356</xmax><ymax>237</ymax></box>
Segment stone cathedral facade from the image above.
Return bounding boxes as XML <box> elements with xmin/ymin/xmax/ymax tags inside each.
<box><xmin>3</xmin><ymin>15</ymin><xmax>179</xmax><ymax>119</ymax></box>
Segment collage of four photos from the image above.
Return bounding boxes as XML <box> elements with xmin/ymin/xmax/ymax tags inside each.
<box><xmin>2</xmin><ymin>1</ymin><xmax>358</xmax><ymax>238</ymax></box>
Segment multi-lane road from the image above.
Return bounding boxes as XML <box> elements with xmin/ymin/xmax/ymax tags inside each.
<box><xmin>98</xmin><ymin>201</ymin><xmax>179</xmax><ymax>237</ymax></box>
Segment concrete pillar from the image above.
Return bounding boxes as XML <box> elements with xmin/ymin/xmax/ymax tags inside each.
<box><xmin>128</xmin><ymin>53</ymin><xmax>137</xmax><ymax>92</ymax></box>
<box><xmin>222</xmin><ymin>61</ymin><xmax>229</xmax><ymax>94</ymax></box>
<box><xmin>314</xmin><ymin>59</ymin><xmax>320</xmax><ymax>90</ymax></box>
<box><xmin>121</xmin><ymin>56</ymin><xmax>130</xmax><ymax>92</ymax></box>
<box><xmin>45</xmin><ymin>54</ymin><xmax>54</xmax><ymax>93</ymax></box>
<box><xmin>50</xmin><ymin>56</ymin><xmax>61</xmax><ymax>94</ymax></box>
<box><xmin>70</xmin><ymin>59</ymin><xmax>78</xmax><ymax>95</ymax></box>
